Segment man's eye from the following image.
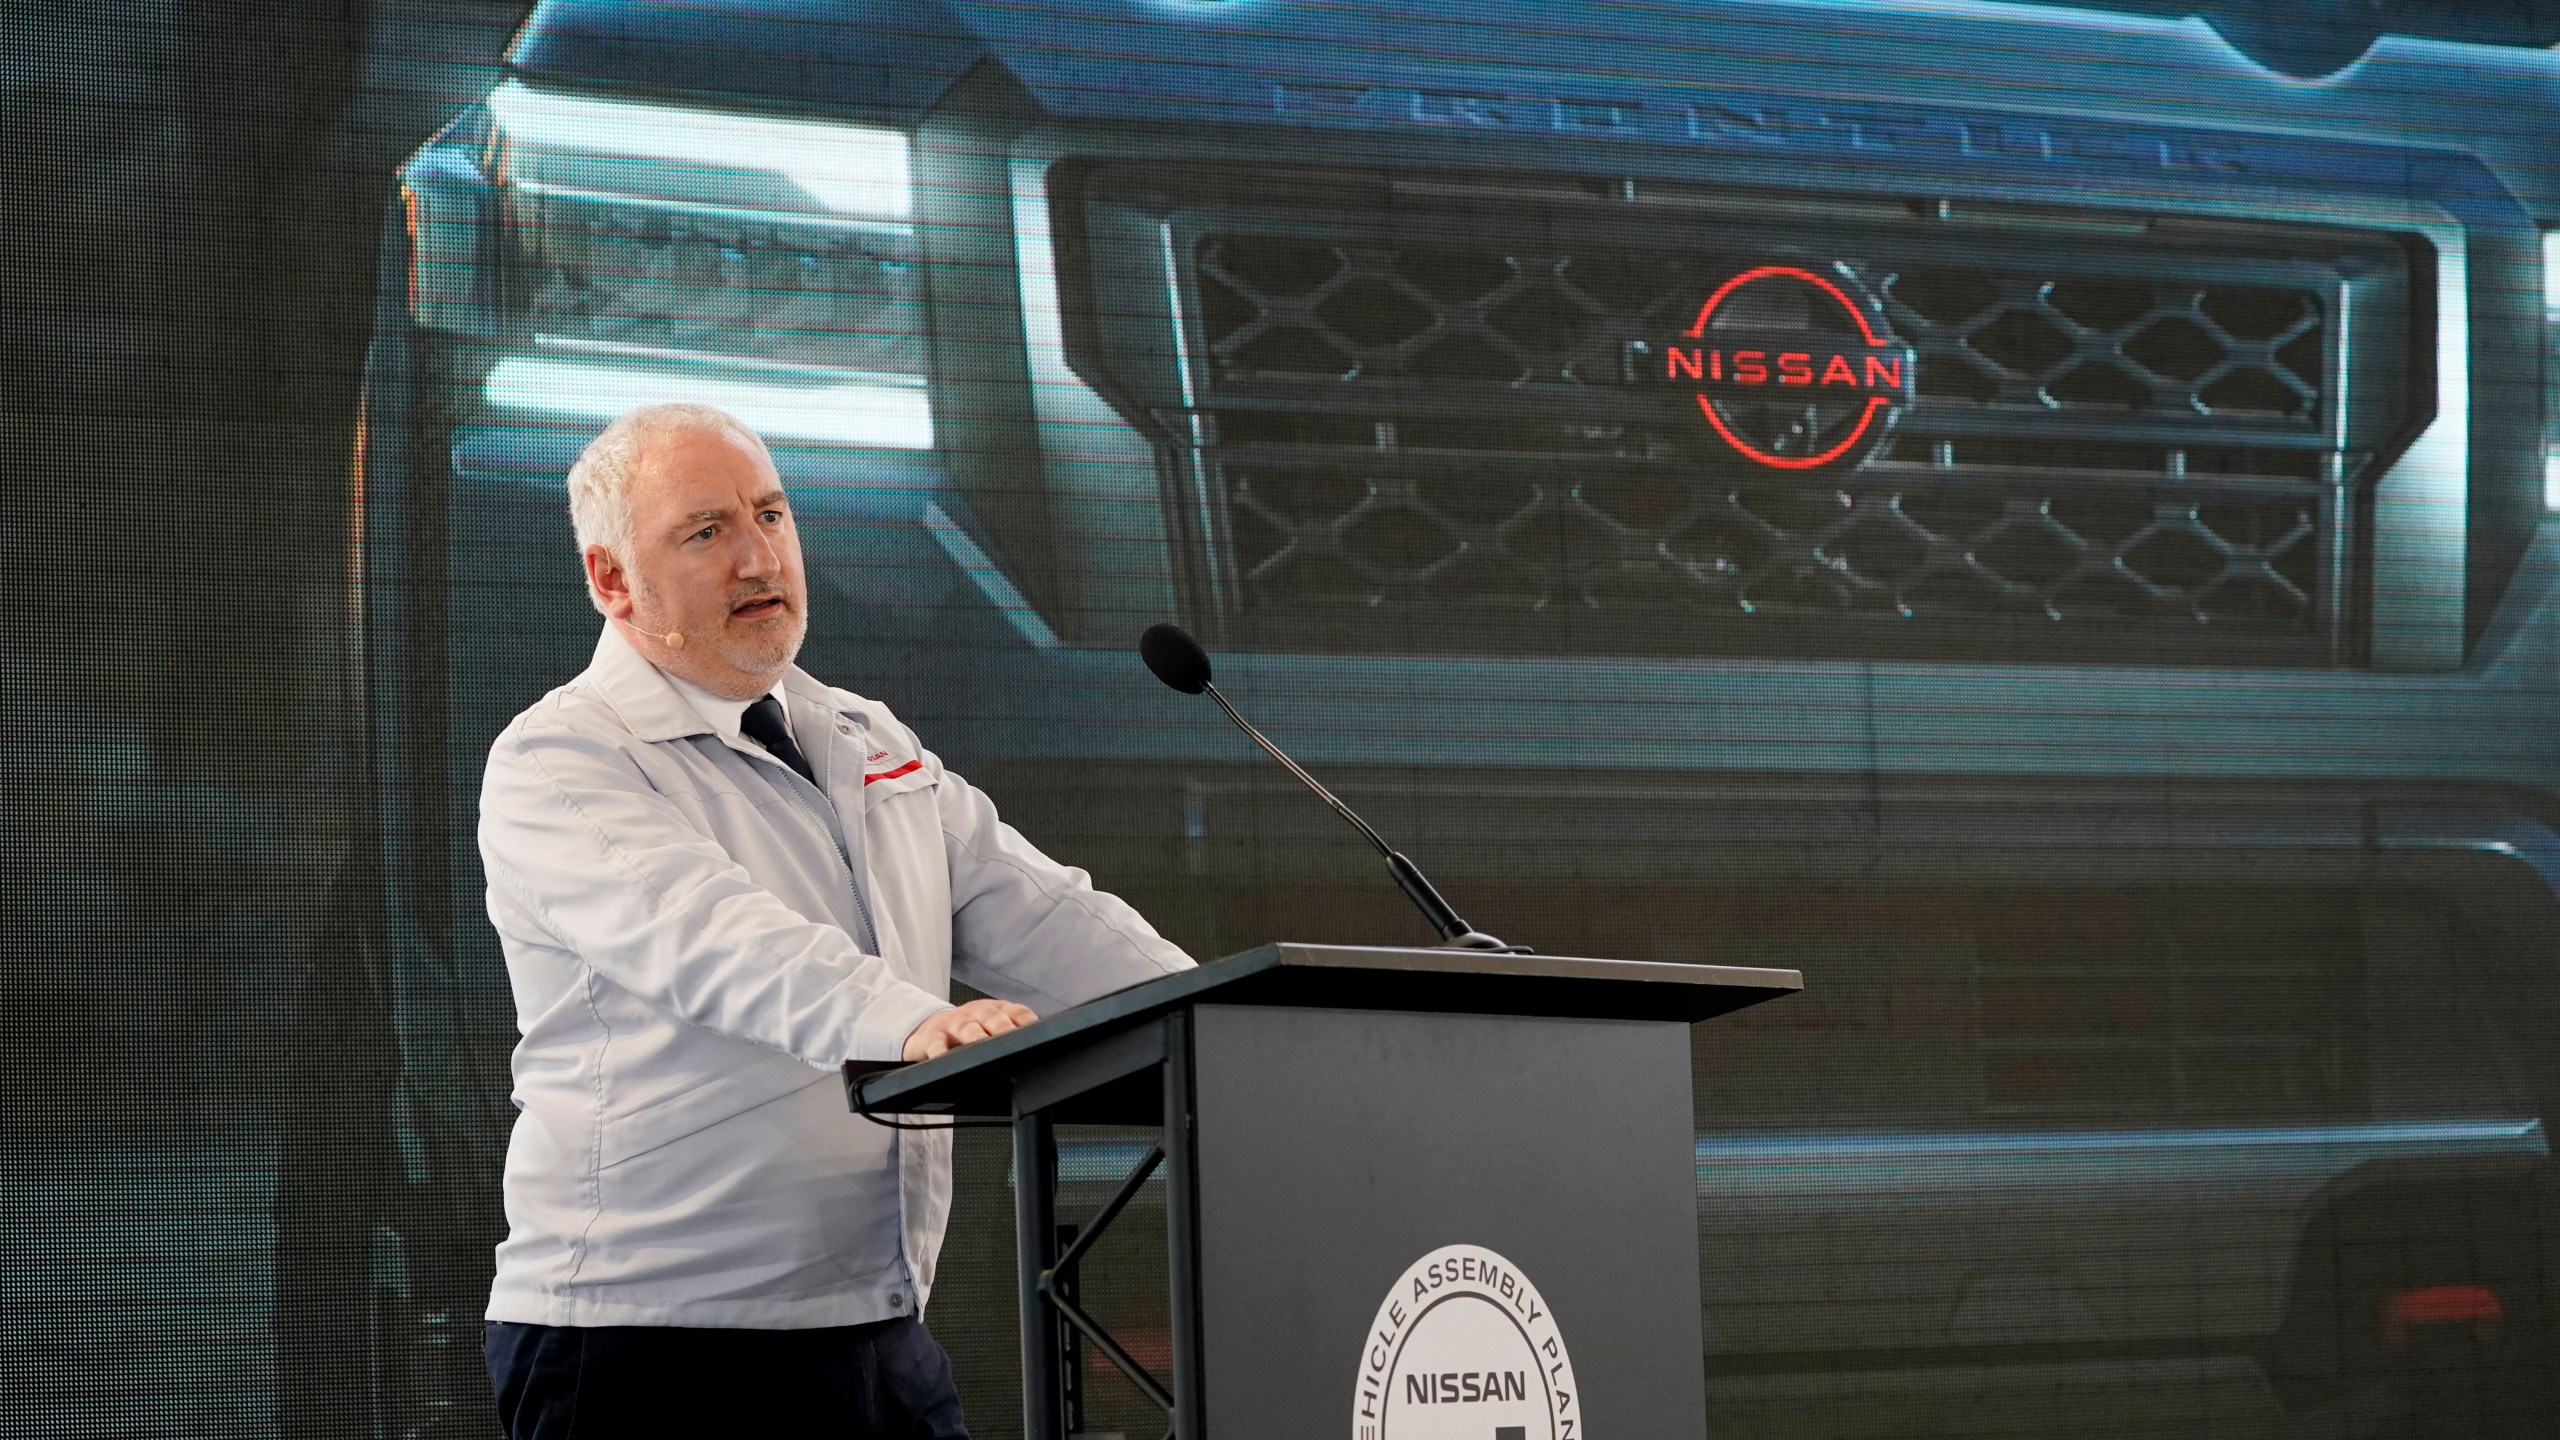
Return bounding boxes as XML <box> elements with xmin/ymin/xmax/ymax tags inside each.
<box><xmin>691</xmin><ymin>527</ymin><xmax>716</xmax><ymax>542</ymax></box>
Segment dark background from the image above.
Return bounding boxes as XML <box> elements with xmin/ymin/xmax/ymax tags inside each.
<box><xmin>2</xmin><ymin>0</ymin><xmax>527</xmax><ymax>1126</ymax></box>
<box><xmin>2</xmin><ymin>3</ymin><xmax>524</xmax><ymax>1428</ymax></box>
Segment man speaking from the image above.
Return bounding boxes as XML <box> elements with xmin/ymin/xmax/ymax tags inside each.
<box><xmin>476</xmin><ymin>402</ymin><xmax>1194</xmax><ymax>1435</ymax></box>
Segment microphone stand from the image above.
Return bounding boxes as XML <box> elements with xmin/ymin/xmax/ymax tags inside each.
<box><xmin>1195</xmin><ymin>681</ymin><xmax>1517</xmax><ymax>953</ymax></box>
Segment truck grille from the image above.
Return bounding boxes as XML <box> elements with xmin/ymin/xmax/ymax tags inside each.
<box><xmin>1058</xmin><ymin>164</ymin><xmax>2416</xmax><ymax>665</ymax></box>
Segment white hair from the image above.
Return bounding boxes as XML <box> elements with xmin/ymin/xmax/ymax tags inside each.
<box><xmin>565</xmin><ymin>402</ymin><xmax>775</xmax><ymax>614</ymax></box>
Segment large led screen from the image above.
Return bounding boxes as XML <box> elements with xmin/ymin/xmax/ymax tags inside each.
<box><xmin>13</xmin><ymin>1</ymin><xmax>2560</xmax><ymax>1435</ymax></box>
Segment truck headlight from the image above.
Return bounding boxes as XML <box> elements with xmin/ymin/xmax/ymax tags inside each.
<box><xmin>411</xmin><ymin>79</ymin><xmax>932</xmax><ymax>449</ymax></box>
<box><xmin>2546</xmin><ymin>230</ymin><xmax>2559</xmax><ymax>509</ymax></box>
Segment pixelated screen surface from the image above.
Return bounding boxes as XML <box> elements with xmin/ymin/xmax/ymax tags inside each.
<box><xmin>9</xmin><ymin>0</ymin><xmax>2560</xmax><ymax>1434</ymax></box>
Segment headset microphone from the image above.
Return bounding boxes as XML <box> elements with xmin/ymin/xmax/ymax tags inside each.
<box><xmin>627</xmin><ymin>621</ymin><xmax>686</xmax><ymax>650</ymax></box>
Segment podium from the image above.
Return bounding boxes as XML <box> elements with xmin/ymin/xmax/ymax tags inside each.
<box><xmin>848</xmin><ymin>943</ymin><xmax>1800</xmax><ymax>1440</ymax></box>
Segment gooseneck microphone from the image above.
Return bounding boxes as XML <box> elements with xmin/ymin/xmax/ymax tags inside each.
<box><xmin>1139</xmin><ymin>623</ymin><xmax>1515</xmax><ymax>952</ymax></box>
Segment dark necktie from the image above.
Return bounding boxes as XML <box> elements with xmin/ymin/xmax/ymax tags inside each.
<box><xmin>740</xmin><ymin>694</ymin><xmax>817</xmax><ymax>786</ymax></box>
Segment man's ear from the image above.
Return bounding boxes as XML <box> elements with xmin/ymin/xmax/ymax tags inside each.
<box><xmin>584</xmin><ymin>545</ymin><xmax>635</xmax><ymax>620</ymax></box>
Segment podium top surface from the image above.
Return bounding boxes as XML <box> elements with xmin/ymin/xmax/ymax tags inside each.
<box><xmin>851</xmin><ymin>942</ymin><xmax>1799</xmax><ymax>1119</ymax></box>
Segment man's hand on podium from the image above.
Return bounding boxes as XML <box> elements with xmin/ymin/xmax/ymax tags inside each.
<box><xmin>903</xmin><ymin>998</ymin><xmax>1039</xmax><ymax>1062</ymax></box>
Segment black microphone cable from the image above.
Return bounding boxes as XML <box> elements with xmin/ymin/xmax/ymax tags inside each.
<box><xmin>844</xmin><ymin>1061</ymin><xmax>1015</xmax><ymax>1129</ymax></box>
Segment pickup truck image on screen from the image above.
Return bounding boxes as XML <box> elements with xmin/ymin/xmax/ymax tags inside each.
<box><xmin>308</xmin><ymin>0</ymin><xmax>2560</xmax><ymax>1436</ymax></box>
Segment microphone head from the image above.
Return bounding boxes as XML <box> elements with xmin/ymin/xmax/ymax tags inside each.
<box><xmin>1139</xmin><ymin>623</ymin><xmax>1212</xmax><ymax>695</ymax></box>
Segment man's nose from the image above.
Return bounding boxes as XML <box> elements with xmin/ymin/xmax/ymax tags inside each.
<box><xmin>733</xmin><ymin>522</ymin><xmax>780</xmax><ymax>577</ymax></box>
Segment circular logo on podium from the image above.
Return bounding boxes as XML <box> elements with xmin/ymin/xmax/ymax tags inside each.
<box><xmin>1353</xmin><ymin>1243</ymin><xmax>1579</xmax><ymax>1440</ymax></box>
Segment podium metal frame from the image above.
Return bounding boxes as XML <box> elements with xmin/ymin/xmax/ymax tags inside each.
<box><xmin>1010</xmin><ymin>1008</ymin><xmax>1202</xmax><ymax>1440</ymax></box>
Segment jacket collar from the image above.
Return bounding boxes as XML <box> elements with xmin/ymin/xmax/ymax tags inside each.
<box><xmin>583</xmin><ymin>623</ymin><xmax>856</xmax><ymax>744</ymax></box>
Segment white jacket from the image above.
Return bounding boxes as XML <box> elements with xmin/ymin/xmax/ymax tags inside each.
<box><xmin>478</xmin><ymin>625</ymin><xmax>1194</xmax><ymax>1328</ymax></box>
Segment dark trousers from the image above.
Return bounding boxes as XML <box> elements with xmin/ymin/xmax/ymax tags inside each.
<box><xmin>484</xmin><ymin>1316</ymin><xmax>971</xmax><ymax>1439</ymax></box>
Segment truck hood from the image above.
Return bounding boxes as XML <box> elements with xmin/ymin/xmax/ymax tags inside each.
<box><xmin>507</xmin><ymin>0</ymin><xmax>2560</xmax><ymax>216</ymax></box>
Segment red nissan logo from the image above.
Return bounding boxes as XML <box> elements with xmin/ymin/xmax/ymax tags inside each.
<box><xmin>1664</xmin><ymin>264</ymin><xmax>1914</xmax><ymax>472</ymax></box>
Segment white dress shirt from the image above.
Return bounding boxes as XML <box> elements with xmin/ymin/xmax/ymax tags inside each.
<box><xmin>661</xmin><ymin>669</ymin><xmax>790</xmax><ymax>750</ymax></box>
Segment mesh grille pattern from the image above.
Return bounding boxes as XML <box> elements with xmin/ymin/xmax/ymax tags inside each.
<box><xmin>1060</xmin><ymin>166</ymin><xmax>2409</xmax><ymax>665</ymax></box>
<box><xmin>1887</xmin><ymin>270</ymin><xmax>2323</xmax><ymax>422</ymax></box>
<box><xmin>1195</xmin><ymin>236</ymin><xmax>2328</xmax><ymax>430</ymax></box>
<box><xmin>1226</xmin><ymin>460</ymin><xmax>2321</xmax><ymax>646</ymax></box>
<box><xmin>1199</xmin><ymin>237</ymin><xmax>1663</xmax><ymax>388</ymax></box>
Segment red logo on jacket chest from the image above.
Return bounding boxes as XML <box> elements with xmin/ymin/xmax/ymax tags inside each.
<box><xmin>863</xmin><ymin>758</ymin><xmax>922</xmax><ymax>785</ymax></box>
